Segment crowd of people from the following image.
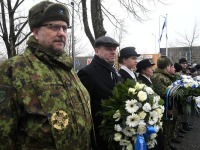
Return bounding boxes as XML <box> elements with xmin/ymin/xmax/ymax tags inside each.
<box><xmin>0</xmin><ymin>1</ymin><xmax>199</xmax><ymax>150</ymax></box>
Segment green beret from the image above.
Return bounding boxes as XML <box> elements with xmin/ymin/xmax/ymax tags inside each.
<box><xmin>28</xmin><ymin>1</ymin><xmax>70</xmax><ymax>31</ymax></box>
<box><xmin>157</xmin><ymin>56</ymin><xmax>173</xmax><ymax>69</ymax></box>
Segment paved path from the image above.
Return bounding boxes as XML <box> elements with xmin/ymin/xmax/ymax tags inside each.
<box><xmin>173</xmin><ymin>116</ymin><xmax>200</xmax><ymax>150</ymax></box>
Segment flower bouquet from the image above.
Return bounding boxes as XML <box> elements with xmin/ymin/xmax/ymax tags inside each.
<box><xmin>99</xmin><ymin>79</ymin><xmax>164</xmax><ymax>150</ymax></box>
<box><xmin>169</xmin><ymin>75</ymin><xmax>200</xmax><ymax>116</ymax></box>
<box><xmin>170</xmin><ymin>75</ymin><xmax>200</xmax><ymax>102</ymax></box>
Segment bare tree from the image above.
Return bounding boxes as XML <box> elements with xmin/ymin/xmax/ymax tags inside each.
<box><xmin>0</xmin><ymin>0</ymin><xmax>166</xmax><ymax>59</ymax></box>
<box><xmin>0</xmin><ymin>0</ymin><xmax>31</xmax><ymax>58</ymax></box>
<box><xmin>176</xmin><ymin>21</ymin><xmax>200</xmax><ymax>64</ymax></box>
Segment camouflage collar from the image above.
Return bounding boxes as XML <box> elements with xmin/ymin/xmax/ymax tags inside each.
<box><xmin>26</xmin><ymin>36</ymin><xmax>73</xmax><ymax>70</ymax></box>
<box><xmin>154</xmin><ymin>68</ymin><xmax>173</xmax><ymax>77</ymax></box>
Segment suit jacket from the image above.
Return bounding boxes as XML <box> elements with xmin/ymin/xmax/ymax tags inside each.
<box><xmin>118</xmin><ymin>69</ymin><xmax>137</xmax><ymax>81</ymax></box>
<box><xmin>137</xmin><ymin>74</ymin><xmax>152</xmax><ymax>87</ymax></box>
<box><xmin>77</xmin><ymin>55</ymin><xmax>120</xmax><ymax>150</ymax></box>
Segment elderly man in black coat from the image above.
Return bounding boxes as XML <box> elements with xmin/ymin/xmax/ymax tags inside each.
<box><xmin>77</xmin><ymin>36</ymin><xmax>121</xmax><ymax>150</ymax></box>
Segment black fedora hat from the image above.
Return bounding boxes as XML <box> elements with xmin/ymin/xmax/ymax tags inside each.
<box><xmin>136</xmin><ymin>59</ymin><xmax>155</xmax><ymax>72</ymax></box>
<box><xmin>119</xmin><ymin>47</ymin><xmax>140</xmax><ymax>58</ymax></box>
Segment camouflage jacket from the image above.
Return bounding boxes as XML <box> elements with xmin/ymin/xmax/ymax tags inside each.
<box><xmin>151</xmin><ymin>68</ymin><xmax>173</xmax><ymax>100</ymax></box>
<box><xmin>0</xmin><ymin>36</ymin><xmax>92</xmax><ymax>149</ymax></box>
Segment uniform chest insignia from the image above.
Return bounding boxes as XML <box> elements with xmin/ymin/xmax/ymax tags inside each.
<box><xmin>51</xmin><ymin>110</ymin><xmax>69</xmax><ymax>130</ymax></box>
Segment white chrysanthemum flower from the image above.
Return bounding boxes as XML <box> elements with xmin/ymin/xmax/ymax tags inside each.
<box><xmin>114</xmin><ymin>124</ymin><xmax>122</xmax><ymax>132</ymax></box>
<box><xmin>113</xmin><ymin>110</ymin><xmax>121</xmax><ymax>121</ymax></box>
<box><xmin>149</xmin><ymin>111</ymin><xmax>159</xmax><ymax>125</ymax></box>
<box><xmin>138</xmin><ymin>111</ymin><xmax>147</xmax><ymax>120</ymax></box>
<box><xmin>154</xmin><ymin>124</ymin><xmax>160</xmax><ymax>132</ymax></box>
<box><xmin>142</xmin><ymin>103</ymin><xmax>152</xmax><ymax>112</ymax></box>
<box><xmin>160</xmin><ymin>105</ymin><xmax>165</xmax><ymax>113</ymax></box>
<box><xmin>159</xmin><ymin>121</ymin><xmax>163</xmax><ymax>127</ymax></box>
<box><xmin>184</xmin><ymin>84</ymin><xmax>189</xmax><ymax>88</ymax></box>
<box><xmin>155</xmin><ymin>108</ymin><xmax>162</xmax><ymax>115</ymax></box>
<box><xmin>135</xmin><ymin>82</ymin><xmax>145</xmax><ymax>90</ymax></box>
<box><xmin>122</xmin><ymin>126</ymin><xmax>136</xmax><ymax>137</ymax></box>
<box><xmin>126</xmin><ymin>143</ymin><xmax>133</xmax><ymax>150</ymax></box>
<box><xmin>194</xmin><ymin>96</ymin><xmax>200</xmax><ymax>108</ymax></box>
<box><xmin>150</xmin><ymin>133</ymin><xmax>157</xmax><ymax>139</ymax></box>
<box><xmin>138</xmin><ymin>120</ymin><xmax>146</xmax><ymax>126</ymax></box>
<box><xmin>114</xmin><ymin>133</ymin><xmax>122</xmax><ymax>141</ymax></box>
<box><xmin>126</xmin><ymin>114</ymin><xmax>140</xmax><ymax>127</ymax></box>
<box><xmin>125</xmin><ymin>99</ymin><xmax>139</xmax><ymax>113</ymax></box>
<box><xmin>128</xmin><ymin>88</ymin><xmax>137</xmax><ymax>95</ymax></box>
<box><xmin>137</xmin><ymin>91</ymin><xmax>147</xmax><ymax>102</ymax></box>
<box><xmin>147</xmin><ymin>138</ymin><xmax>157</xmax><ymax>149</ymax></box>
<box><xmin>137</xmin><ymin>124</ymin><xmax>146</xmax><ymax>134</ymax></box>
<box><xmin>155</xmin><ymin>108</ymin><xmax>163</xmax><ymax>119</ymax></box>
<box><xmin>153</xmin><ymin>96</ymin><xmax>160</xmax><ymax>103</ymax></box>
<box><xmin>119</xmin><ymin>139</ymin><xmax>131</xmax><ymax>146</ymax></box>
<box><xmin>152</xmin><ymin>103</ymin><xmax>159</xmax><ymax>109</ymax></box>
<box><xmin>145</xmin><ymin>87</ymin><xmax>154</xmax><ymax>94</ymax></box>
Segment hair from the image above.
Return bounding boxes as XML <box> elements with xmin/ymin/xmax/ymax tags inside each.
<box><xmin>157</xmin><ymin>56</ymin><xmax>173</xmax><ymax>69</ymax></box>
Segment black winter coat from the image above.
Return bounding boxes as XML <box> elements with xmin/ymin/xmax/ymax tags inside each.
<box><xmin>77</xmin><ymin>55</ymin><xmax>120</xmax><ymax>150</ymax></box>
<box><xmin>137</xmin><ymin>74</ymin><xmax>152</xmax><ymax>87</ymax></box>
<box><xmin>118</xmin><ymin>69</ymin><xmax>137</xmax><ymax>81</ymax></box>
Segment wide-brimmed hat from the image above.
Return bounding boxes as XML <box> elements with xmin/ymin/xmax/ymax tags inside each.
<box><xmin>119</xmin><ymin>47</ymin><xmax>140</xmax><ymax>58</ymax></box>
<box><xmin>136</xmin><ymin>59</ymin><xmax>155</xmax><ymax>72</ymax></box>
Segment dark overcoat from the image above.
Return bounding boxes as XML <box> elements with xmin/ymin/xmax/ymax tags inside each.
<box><xmin>78</xmin><ymin>55</ymin><xmax>119</xmax><ymax>150</ymax></box>
<box><xmin>137</xmin><ymin>74</ymin><xmax>152</xmax><ymax>87</ymax></box>
<box><xmin>118</xmin><ymin>69</ymin><xmax>137</xmax><ymax>81</ymax></box>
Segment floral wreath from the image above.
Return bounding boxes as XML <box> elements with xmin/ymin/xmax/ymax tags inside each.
<box><xmin>169</xmin><ymin>75</ymin><xmax>200</xmax><ymax>115</ymax></box>
<box><xmin>99</xmin><ymin>79</ymin><xmax>164</xmax><ymax>150</ymax></box>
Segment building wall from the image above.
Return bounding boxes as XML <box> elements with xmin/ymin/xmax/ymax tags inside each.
<box><xmin>160</xmin><ymin>46</ymin><xmax>200</xmax><ymax>64</ymax></box>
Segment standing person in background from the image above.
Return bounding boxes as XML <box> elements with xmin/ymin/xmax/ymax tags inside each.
<box><xmin>135</xmin><ymin>59</ymin><xmax>155</xmax><ymax>86</ymax></box>
<box><xmin>151</xmin><ymin>56</ymin><xmax>178</xmax><ymax>150</ymax></box>
<box><xmin>78</xmin><ymin>36</ymin><xmax>121</xmax><ymax>150</ymax></box>
<box><xmin>195</xmin><ymin>64</ymin><xmax>200</xmax><ymax>76</ymax></box>
<box><xmin>118</xmin><ymin>47</ymin><xmax>140</xmax><ymax>81</ymax></box>
<box><xmin>0</xmin><ymin>1</ymin><xmax>92</xmax><ymax>149</ymax></box>
<box><xmin>179</xmin><ymin>58</ymin><xmax>189</xmax><ymax>75</ymax></box>
<box><xmin>174</xmin><ymin>62</ymin><xmax>183</xmax><ymax>75</ymax></box>
<box><xmin>190</xmin><ymin>67</ymin><xmax>198</xmax><ymax>77</ymax></box>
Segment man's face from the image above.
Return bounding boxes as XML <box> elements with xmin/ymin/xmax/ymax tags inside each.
<box><xmin>167</xmin><ymin>65</ymin><xmax>175</xmax><ymax>74</ymax></box>
<box><xmin>180</xmin><ymin>62</ymin><xmax>188</xmax><ymax>69</ymax></box>
<box><xmin>122</xmin><ymin>56</ymin><xmax>138</xmax><ymax>70</ymax></box>
<box><xmin>32</xmin><ymin>21</ymin><xmax>67</xmax><ymax>52</ymax></box>
<box><xmin>95</xmin><ymin>46</ymin><xmax>117</xmax><ymax>64</ymax></box>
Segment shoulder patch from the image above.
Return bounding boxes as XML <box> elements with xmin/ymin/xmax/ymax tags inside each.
<box><xmin>0</xmin><ymin>85</ymin><xmax>13</xmax><ymax>104</ymax></box>
<box><xmin>0</xmin><ymin>90</ymin><xmax>6</xmax><ymax>103</ymax></box>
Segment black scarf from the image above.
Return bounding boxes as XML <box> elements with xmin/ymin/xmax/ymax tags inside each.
<box><xmin>93</xmin><ymin>55</ymin><xmax>121</xmax><ymax>83</ymax></box>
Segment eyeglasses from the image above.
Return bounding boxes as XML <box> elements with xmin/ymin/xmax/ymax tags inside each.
<box><xmin>41</xmin><ymin>23</ymin><xmax>69</xmax><ymax>32</ymax></box>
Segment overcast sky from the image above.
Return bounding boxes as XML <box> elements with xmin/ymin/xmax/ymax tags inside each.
<box><xmin>103</xmin><ymin>0</ymin><xmax>200</xmax><ymax>55</ymax></box>
<box><xmin>75</xmin><ymin>0</ymin><xmax>200</xmax><ymax>55</ymax></box>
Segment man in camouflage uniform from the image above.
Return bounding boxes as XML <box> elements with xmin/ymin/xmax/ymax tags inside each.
<box><xmin>151</xmin><ymin>56</ymin><xmax>177</xmax><ymax>150</ymax></box>
<box><xmin>0</xmin><ymin>1</ymin><xmax>92</xmax><ymax>149</ymax></box>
